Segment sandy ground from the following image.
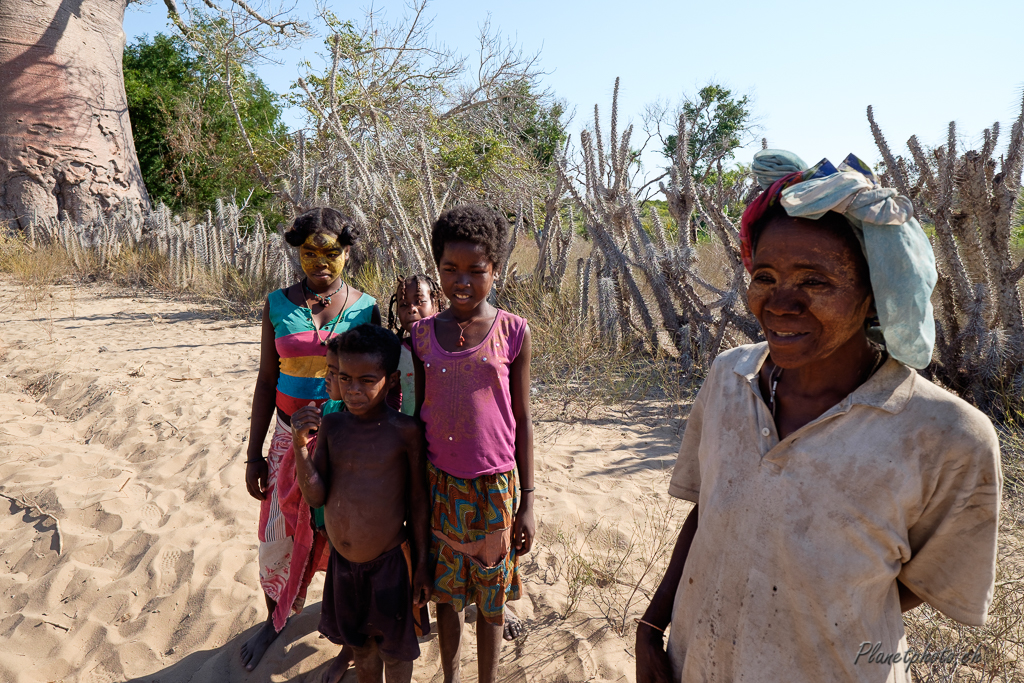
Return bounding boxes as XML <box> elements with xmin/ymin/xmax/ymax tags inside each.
<box><xmin>0</xmin><ymin>280</ymin><xmax>689</xmax><ymax>683</ymax></box>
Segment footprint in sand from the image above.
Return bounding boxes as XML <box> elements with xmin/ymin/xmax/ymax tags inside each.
<box><xmin>88</xmin><ymin>542</ymin><xmax>114</xmax><ymax>568</ymax></box>
<box><xmin>139</xmin><ymin>503</ymin><xmax>163</xmax><ymax>528</ymax></box>
<box><xmin>81</xmin><ymin>664</ymin><xmax>117</xmax><ymax>683</ymax></box>
<box><xmin>0</xmin><ymin>423</ymin><xmax>44</xmax><ymax>438</ymax></box>
<box><xmin>155</xmin><ymin>548</ymin><xmax>182</xmax><ymax>594</ymax></box>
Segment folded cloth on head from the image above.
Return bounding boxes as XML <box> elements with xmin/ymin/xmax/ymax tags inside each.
<box><xmin>750</xmin><ymin>149</ymin><xmax>807</xmax><ymax>189</ymax></box>
<box><xmin>742</xmin><ymin>150</ymin><xmax>937</xmax><ymax>369</ymax></box>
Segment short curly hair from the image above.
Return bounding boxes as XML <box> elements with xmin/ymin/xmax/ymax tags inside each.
<box><xmin>430</xmin><ymin>204</ymin><xmax>509</xmax><ymax>269</ymax></box>
<box><xmin>326</xmin><ymin>323</ymin><xmax>401</xmax><ymax>376</ymax></box>
<box><xmin>284</xmin><ymin>207</ymin><xmax>361</xmax><ymax>248</ymax></box>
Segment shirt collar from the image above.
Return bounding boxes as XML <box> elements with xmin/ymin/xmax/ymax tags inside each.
<box><xmin>730</xmin><ymin>342</ymin><xmax>915</xmax><ymax>415</ymax></box>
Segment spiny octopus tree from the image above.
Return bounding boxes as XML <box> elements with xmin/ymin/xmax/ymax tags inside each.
<box><xmin>869</xmin><ymin>94</ymin><xmax>1024</xmax><ymax>412</ymax></box>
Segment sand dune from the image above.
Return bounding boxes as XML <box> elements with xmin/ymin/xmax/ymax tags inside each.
<box><xmin>0</xmin><ymin>280</ymin><xmax>686</xmax><ymax>683</ymax></box>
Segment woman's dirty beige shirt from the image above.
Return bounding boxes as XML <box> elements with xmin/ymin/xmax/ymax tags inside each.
<box><xmin>668</xmin><ymin>343</ymin><xmax>1001</xmax><ymax>683</ymax></box>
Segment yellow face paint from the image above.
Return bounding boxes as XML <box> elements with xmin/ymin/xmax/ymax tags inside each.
<box><xmin>299</xmin><ymin>232</ymin><xmax>347</xmax><ymax>281</ymax></box>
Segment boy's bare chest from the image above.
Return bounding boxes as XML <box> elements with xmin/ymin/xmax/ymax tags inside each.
<box><xmin>325</xmin><ymin>425</ymin><xmax>406</xmax><ymax>477</ymax></box>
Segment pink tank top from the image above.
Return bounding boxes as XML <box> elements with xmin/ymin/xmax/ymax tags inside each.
<box><xmin>410</xmin><ymin>309</ymin><xmax>527</xmax><ymax>478</ymax></box>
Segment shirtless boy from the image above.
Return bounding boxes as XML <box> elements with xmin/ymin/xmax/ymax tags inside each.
<box><xmin>292</xmin><ymin>323</ymin><xmax>431</xmax><ymax>683</ymax></box>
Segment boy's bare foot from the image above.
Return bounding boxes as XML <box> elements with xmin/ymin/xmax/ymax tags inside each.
<box><xmin>503</xmin><ymin>606</ymin><xmax>526</xmax><ymax>641</ymax></box>
<box><xmin>240</xmin><ymin>619</ymin><xmax>280</xmax><ymax>671</ymax></box>
<box><xmin>321</xmin><ymin>645</ymin><xmax>355</xmax><ymax>683</ymax></box>
<box><xmin>465</xmin><ymin>604</ymin><xmax>525</xmax><ymax>640</ymax></box>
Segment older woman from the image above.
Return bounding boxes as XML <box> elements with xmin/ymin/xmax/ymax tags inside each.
<box><xmin>635</xmin><ymin>151</ymin><xmax>1001</xmax><ymax>683</ymax></box>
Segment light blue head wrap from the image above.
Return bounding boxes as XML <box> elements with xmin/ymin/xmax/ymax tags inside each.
<box><xmin>749</xmin><ymin>149</ymin><xmax>937</xmax><ymax>369</ymax></box>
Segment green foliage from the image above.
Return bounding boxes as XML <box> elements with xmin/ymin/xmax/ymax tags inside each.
<box><xmin>432</xmin><ymin>88</ymin><xmax>568</xmax><ymax>188</ymax></box>
<box><xmin>433</xmin><ymin>123</ymin><xmax>516</xmax><ymax>188</ymax></box>
<box><xmin>124</xmin><ymin>32</ymin><xmax>288</xmax><ymax>219</ymax></box>
<box><xmin>702</xmin><ymin>163</ymin><xmax>750</xmax><ymax>221</ymax></box>
<box><xmin>288</xmin><ymin>10</ymin><xmax>567</xmax><ymax>198</ymax></box>
<box><xmin>497</xmin><ymin>83</ymin><xmax>568</xmax><ymax>168</ymax></box>
<box><xmin>286</xmin><ymin>13</ymin><xmax>383</xmax><ymax>139</ymax></box>
<box><xmin>645</xmin><ymin>199</ymin><xmax>677</xmax><ymax>236</ymax></box>
<box><xmin>663</xmin><ymin>84</ymin><xmax>752</xmax><ymax>178</ymax></box>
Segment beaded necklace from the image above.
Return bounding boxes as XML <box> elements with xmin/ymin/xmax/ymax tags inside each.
<box><xmin>303</xmin><ymin>279</ymin><xmax>345</xmax><ymax>306</ymax></box>
<box><xmin>303</xmin><ymin>279</ymin><xmax>352</xmax><ymax>347</ymax></box>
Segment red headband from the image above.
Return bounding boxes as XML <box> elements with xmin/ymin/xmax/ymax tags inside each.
<box><xmin>738</xmin><ymin>171</ymin><xmax>803</xmax><ymax>273</ymax></box>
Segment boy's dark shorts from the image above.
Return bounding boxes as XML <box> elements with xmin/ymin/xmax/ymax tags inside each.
<box><xmin>319</xmin><ymin>541</ymin><xmax>429</xmax><ymax>662</ymax></box>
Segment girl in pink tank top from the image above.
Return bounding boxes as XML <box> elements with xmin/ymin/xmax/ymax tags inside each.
<box><xmin>410</xmin><ymin>204</ymin><xmax>535</xmax><ymax>683</ymax></box>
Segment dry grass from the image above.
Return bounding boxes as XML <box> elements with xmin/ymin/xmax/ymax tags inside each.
<box><xmin>546</xmin><ymin>482</ymin><xmax>685</xmax><ymax>638</ymax></box>
<box><xmin>0</xmin><ymin>234</ymin><xmax>79</xmax><ymax>305</ymax></box>
<box><xmin>0</xmin><ymin>232</ymin><xmax>281</xmax><ymax>319</ymax></box>
<box><xmin>499</xmin><ymin>245</ymin><xmax>701</xmax><ymax>425</ymax></box>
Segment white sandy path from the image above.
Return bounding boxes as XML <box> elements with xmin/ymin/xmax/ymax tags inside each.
<box><xmin>0</xmin><ymin>281</ymin><xmax>688</xmax><ymax>683</ymax></box>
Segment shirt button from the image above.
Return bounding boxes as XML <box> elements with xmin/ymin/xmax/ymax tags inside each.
<box><xmin>448</xmin><ymin>436</ymin><xmax>453</xmax><ymax>441</ymax></box>
<box><xmin>442</xmin><ymin>368</ymin><xmax>447</xmax><ymax>373</ymax></box>
<box><xmin>482</xmin><ymin>356</ymin><xmax>488</xmax><ymax>362</ymax></box>
<box><xmin>426</xmin><ymin>363</ymin><xmax>430</xmax><ymax>368</ymax></box>
<box><xmin>761</xmin><ymin>428</ymin><xmax>771</xmax><ymax>437</ymax></box>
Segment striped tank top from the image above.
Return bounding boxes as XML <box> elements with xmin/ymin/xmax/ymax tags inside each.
<box><xmin>268</xmin><ymin>288</ymin><xmax>377</xmax><ymax>417</ymax></box>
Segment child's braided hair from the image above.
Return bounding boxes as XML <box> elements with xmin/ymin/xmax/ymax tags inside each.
<box><xmin>387</xmin><ymin>273</ymin><xmax>446</xmax><ymax>333</ymax></box>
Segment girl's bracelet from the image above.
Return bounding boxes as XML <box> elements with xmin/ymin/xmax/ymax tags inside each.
<box><xmin>245</xmin><ymin>457</ymin><xmax>266</xmax><ymax>464</ymax></box>
<box><xmin>634</xmin><ymin>618</ymin><xmax>667</xmax><ymax>634</ymax></box>
<box><xmin>520</xmin><ymin>487</ymin><xmax>535</xmax><ymax>493</ymax></box>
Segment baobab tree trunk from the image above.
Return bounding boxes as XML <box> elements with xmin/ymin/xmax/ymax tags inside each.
<box><xmin>0</xmin><ymin>0</ymin><xmax>149</xmax><ymax>229</ymax></box>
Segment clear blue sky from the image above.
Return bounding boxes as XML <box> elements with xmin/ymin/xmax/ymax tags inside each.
<box><xmin>124</xmin><ymin>0</ymin><xmax>1024</xmax><ymax>178</ymax></box>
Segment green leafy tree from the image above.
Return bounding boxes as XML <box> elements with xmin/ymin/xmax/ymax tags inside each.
<box><xmin>662</xmin><ymin>84</ymin><xmax>752</xmax><ymax>179</ymax></box>
<box><xmin>287</xmin><ymin>3</ymin><xmax>558</xmax><ymax>206</ymax></box>
<box><xmin>124</xmin><ymin>31</ymin><xmax>288</xmax><ymax>217</ymax></box>
<box><xmin>435</xmin><ymin>85</ymin><xmax>568</xmax><ymax>187</ymax></box>
<box><xmin>494</xmin><ymin>82</ymin><xmax>568</xmax><ymax>168</ymax></box>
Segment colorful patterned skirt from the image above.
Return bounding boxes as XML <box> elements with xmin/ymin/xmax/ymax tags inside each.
<box><xmin>257</xmin><ymin>415</ymin><xmax>330</xmax><ymax>631</ymax></box>
<box><xmin>428</xmin><ymin>461</ymin><xmax>521</xmax><ymax>624</ymax></box>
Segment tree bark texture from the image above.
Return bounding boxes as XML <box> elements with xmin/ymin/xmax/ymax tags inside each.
<box><xmin>0</xmin><ymin>0</ymin><xmax>149</xmax><ymax>228</ymax></box>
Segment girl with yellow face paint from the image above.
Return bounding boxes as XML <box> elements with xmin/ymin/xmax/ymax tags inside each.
<box><xmin>298</xmin><ymin>231</ymin><xmax>349</xmax><ymax>298</ymax></box>
<box><xmin>241</xmin><ymin>207</ymin><xmax>383</xmax><ymax>675</ymax></box>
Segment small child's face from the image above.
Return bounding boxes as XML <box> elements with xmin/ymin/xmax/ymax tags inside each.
<box><xmin>439</xmin><ymin>241</ymin><xmax>496</xmax><ymax>313</ymax></box>
<box><xmin>397</xmin><ymin>281</ymin><xmax>436</xmax><ymax>332</ymax></box>
<box><xmin>325</xmin><ymin>350</ymin><xmax>343</xmax><ymax>401</ymax></box>
<box><xmin>333</xmin><ymin>351</ymin><xmax>394</xmax><ymax>416</ymax></box>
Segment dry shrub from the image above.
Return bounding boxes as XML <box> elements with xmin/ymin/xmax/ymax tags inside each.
<box><xmin>549</xmin><ymin>487</ymin><xmax>685</xmax><ymax>636</ymax></box>
<box><xmin>0</xmin><ymin>234</ymin><xmax>75</xmax><ymax>304</ymax></box>
<box><xmin>0</xmin><ymin>227</ymin><xmax>290</xmax><ymax>320</ymax></box>
<box><xmin>107</xmin><ymin>245</ymin><xmax>174</xmax><ymax>293</ymax></box>
<box><xmin>869</xmin><ymin>96</ymin><xmax>1024</xmax><ymax>413</ymax></box>
<box><xmin>502</xmin><ymin>278</ymin><xmax>620</xmax><ymax>420</ymax></box>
